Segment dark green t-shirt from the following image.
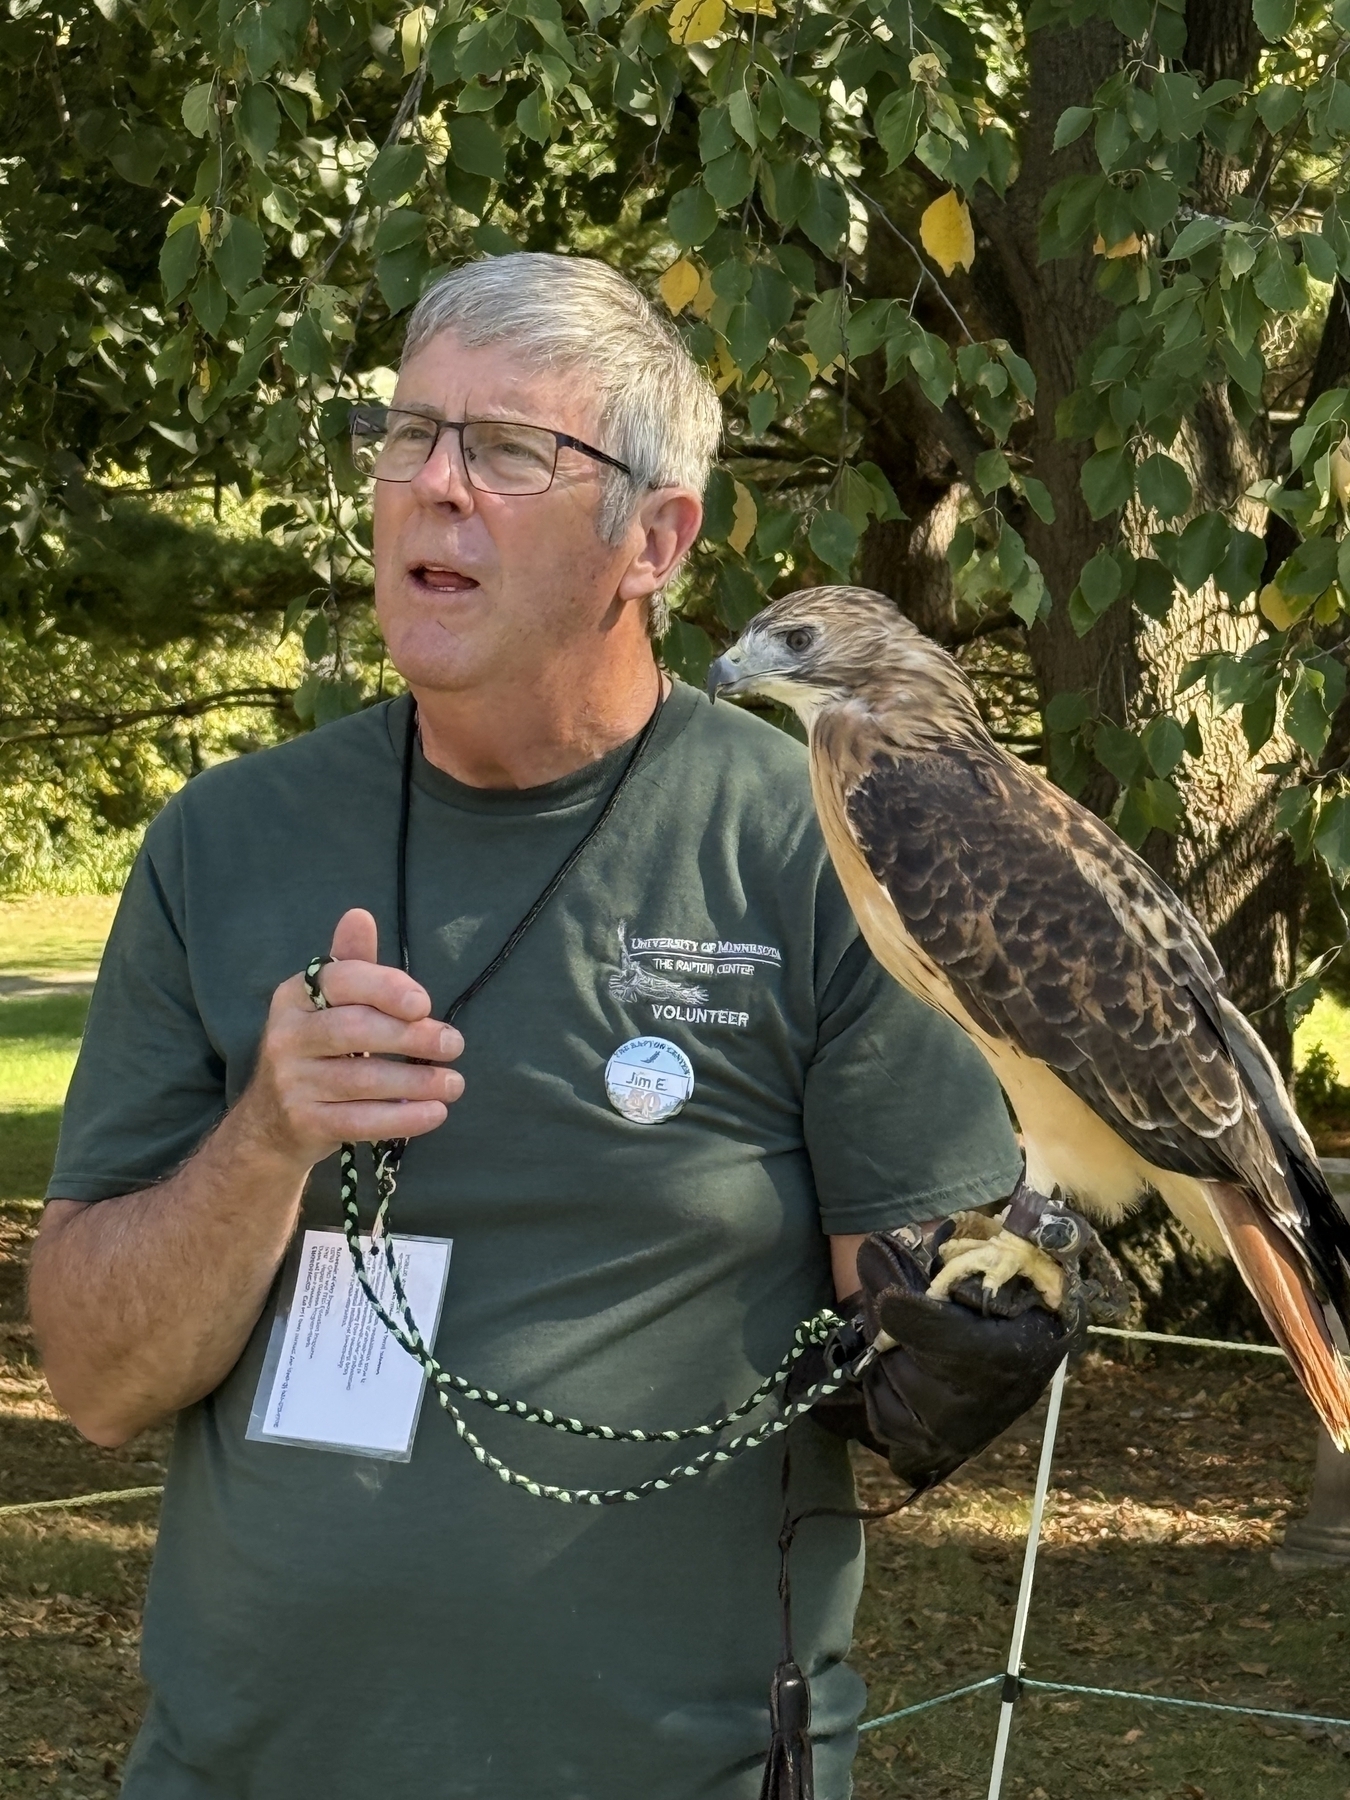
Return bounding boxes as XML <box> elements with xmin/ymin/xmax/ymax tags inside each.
<box><xmin>50</xmin><ymin>682</ymin><xmax>1019</xmax><ymax>1800</ymax></box>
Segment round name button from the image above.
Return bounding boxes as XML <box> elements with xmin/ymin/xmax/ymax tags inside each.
<box><xmin>604</xmin><ymin>1036</ymin><xmax>694</xmax><ymax>1125</ymax></box>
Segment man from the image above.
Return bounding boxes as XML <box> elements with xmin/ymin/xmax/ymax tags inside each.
<box><xmin>31</xmin><ymin>253</ymin><xmax>1024</xmax><ymax>1799</ymax></box>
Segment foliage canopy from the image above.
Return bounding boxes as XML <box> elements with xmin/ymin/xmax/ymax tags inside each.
<box><xmin>5</xmin><ymin>0</ymin><xmax>1350</xmax><ymax>1011</ymax></box>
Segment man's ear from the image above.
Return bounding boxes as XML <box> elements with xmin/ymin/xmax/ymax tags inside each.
<box><xmin>615</xmin><ymin>488</ymin><xmax>704</xmax><ymax>602</ymax></box>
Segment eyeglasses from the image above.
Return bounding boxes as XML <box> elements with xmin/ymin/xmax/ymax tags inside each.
<box><xmin>348</xmin><ymin>404</ymin><xmax>632</xmax><ymax>494</ymax></box>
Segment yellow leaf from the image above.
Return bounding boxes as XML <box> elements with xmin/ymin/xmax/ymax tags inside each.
<box><xmin>1315</xmin><ymin>587</ymin><xmax>1342</xmax><ymax>625</ymax></box>
<box><xmin>1259</xmin><ymin>583</ymin><xmax>1296</xmax><ymax>630</ymax></box>
<box><xmin>729</xmin><ymin>0</ymin><xmax>775</xmax><ymax>11</ymax></box>
<box><xmin>1093</xmin><ymin>231</ymin><xmax>1143</xmax><ymax>259</ymax></box>
<box><xmin>799</xmin><ymin>352</ymin><xmax>819</xmax><ymax>377</ymax></box>
<box><xmin>714</xmin><ymin>342</ymin><xmax>740</xmax><ymax>393</ymax></box>
<box><xmin>920</xmin><ymin>189</ymin><xmax>975</xmax><ymax>276</ymax></box>
<box><xmin>1331</xmin><ymin>439</ymin><xmax>1350</xmax><ymax>506</ymax></box>
<box><xmin>669</xmin><ymin>0</ymin><xmax>726</xmax><ymax>44</ymax></box>
<box><xmin>400</xmin><ymin>5</ymin><xmax>434</xmax><ymax>74</ymax></box>
<box><xmin>690</xmin><ymin>267</ymin><xmax>716</xmax><ymax>318</ymax></box>
<box><xmin>728</xmin><ymin>480</ymin><xmax>758</xmax><ymax>554</ymax></box>
<box><xmin>909</xmin><ymin>52</ymin><xmax>943</xmax><ymax>85</ymax></box>
<box><xmin>658</xmin><ymin>258</ymin><xmax>702</xmax><ymax>314</ymax></box>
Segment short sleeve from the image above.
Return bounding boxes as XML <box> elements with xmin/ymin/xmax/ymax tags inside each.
<box><xmin>46</xmin><ymin>804</ymin><xmax>227</xmax><ymax>1203</ymax></box>
<box><xmin>803</xmin><ymin>930</ymin><xmax>1022</xmax><ymax>1237</ymax></box>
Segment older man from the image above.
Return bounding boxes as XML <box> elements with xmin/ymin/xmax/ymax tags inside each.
<box><xmin>31</xmin><ymin>254</ymin><xmax>1023</xmax><ymax>1799</ymax></box>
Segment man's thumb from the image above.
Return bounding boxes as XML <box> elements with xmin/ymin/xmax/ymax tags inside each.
<box><xmin>330</xmin><ymin>907</ymin><xmax>379</xmax><ymax>965</ymax></box>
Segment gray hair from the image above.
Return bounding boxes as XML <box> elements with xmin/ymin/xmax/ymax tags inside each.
<box><xmin>402</xmin><ymin>253</ymin><xmax>722</xmax><ymax>636</ymax></box>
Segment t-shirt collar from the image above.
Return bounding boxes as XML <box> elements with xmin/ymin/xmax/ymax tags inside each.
<box><xmin>383</xmin><ymin>682</ymin><xmax>700</xmax><ymax>817</ymax></box>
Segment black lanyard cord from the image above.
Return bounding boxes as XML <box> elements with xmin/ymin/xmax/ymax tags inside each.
<box><xmin>395</xmin><ymin>683</ymin><xmax>667</xmax><ymax>1024</ymax></box>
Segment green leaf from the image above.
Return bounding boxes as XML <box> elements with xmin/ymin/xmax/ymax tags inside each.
<box><xmin>111</xmin><ymin>127</ymin><xmax>167</xmax><ymax>186</ymax></box>
<box><xmin>701</xmin><ymin>468</ymin><xmax>736</xmax><ymax>543</ymax></box>
<box><xmin>1165</xmin><ymin>217</ymin><xmax>1223</xmax><ymax>261</ymax></box>
<box><xmin>803</xmin><ymin>288</ymin><xmax>845</xmax><ymax>368</ymax></box>
<box><xmin>368</xmin><ymin>144</ymin><xmax>427</xmax><ymax>204</ymax></box>
<box><xmin>1020</xmin><ymin>476</ymin><xmax>1056</xmax><ymax>522</ymax></box>
<box><xmin>1278</xmin><ymin>534</ymin><xmax>1340</xmax><ymax>597</ymax></box>
<box><xmin>1132</xmin><ymin>557</ymin><xmax>1176</xmax><ymax>620</ymax></box>
<box><xmin>303</xmin><ymin>612</ymin><xmax>333</xmax><ymax>662</ymax></box>
<box><xmin>725</xmin><ymin>300</ymin><xmax>771</xmax><ymax>370</ymax></box>
<box><xmin>1253</xmin><ymin>0</ymin><xmax>1297</xmax><ymax>41</ymax></box>
<box><xmin>699</xmin><ymin>104</ymin><xmax>735</xmax><ymax>162</ymax></box>
<box><xmin>759</xmin><ymin>158</ymin><xmax>811</xmax><ymax>228</ymax></box>
<box><xmin>772</xmin><ymin>71</ymin><xmax>820</xmax><ymax>139</ymax></box>
<box><xmin>1286</xmin><ymin>672</ymin><xmax>1333</xmax><ymax>759</ymax></box>
<box><xmin>1053</xmin><ymin>106</ymin><xmax>1093</xmax><ymax>151</ymax></box>
<box><xmin>1300</xmin><ymin>232</ymin><xmax>1340</xmax><ymax>286</ymax></box>
<box><xmin>1215</xmin><ymin>528</ymin><xmax>1266</xmax><ymax>604</ymax></box>
<box><xmin>1045</xmin><ymin>690</ymin><xmax>1092</xmax><ymax>732</ymax></box>
<box><xmin>1136</xmin><ymin>452</ymin><xmax>1192</xmax><ymax>521</ymax></box>
<box><xmin>372</xmin><ymin>208</ymin><xmax>427</xmax><ymax>254</ymax></box>
<box><xmin>1171</xmin><ymin>511</ymin><xmax>1231</xmax><ymax>593</ymax></box>
<box><xmin>450</xmin><ymin>113</ymin><xmax>505</xmax><ymax>180</ymax></box>
<box><xmin>875</xmin><ymin>87</ymin><xmax>923</xmax><ymax>171</ymax></box>
<box><xmin>1009</xmin><ymin>561</ymin><xmax>1048</xmax><ymax>626</ymax></box>
<box><xmin>668</xmin><ymin>186</ymin><xmax>719</xmax><ymax>247</ymax></box>
<box><xmin>1254</xmin><ymin>246</ymin><xmax>1307</xmax><ymax>313</ymax></box>
<box><xmin>975</xmin><ymin>449</ymin><xmax>1012</xmax><ymax>495</ymax></box>
<box><xmin>1080</xmin><ymin>547</ymin><xmax>1123</xmax><ymax>613</ymax></box>
<box><xmin>661</xmin><ymin>617</ymin><xmax>714</xmax><ymax>687</ymax></box>
<box><xmin>1257</xmin><ymin>83</ymin><xmax>1303</xmax><ymax>134</ymax></box>
<box><xmin>703</xmin><ymin>148</ymin><xmax>754</xmax><ymax>209</ymax></box>
<box><xmin>1080</xmin><ymin>446</ymin><xmax>1133</xmax><ymax>519</ymax></box>
<box><xmin>799</xmin><ymin>176</ymin><xmax>849</xmax><ymax>256</ymax></box>
<box><xmin>159</xmin><ymin>220</ymin><xmax>201</xmax><ymax>303</ymax></box>
<box><xmin>1142</xmin><ymin>713</ymin><xmax>1186</xmax><ymax>777</ymax></box>
<box><xmin>212</xmin><ymin>215</ymin><xmax>265</xmax><ymax>300</ymax></box>
<box><xmin>1094</xmin><ymin>721</ymin><xmax>1148</xmax><ymax>785</ymax></box>
<box><xmin>516</xmin><ymin>88</ymin><xmax>555</xmax><ymax>144</ymax></box>
<box><xmin>727</xmin><ymin>87</ymin><xmax>757</xmax><ymax>147</ymax></box>
<box><xmin>809</xmin><ymin>509</ymin><xmax>858</xmax><ymax>575</ymax></box>
<box><xmin>282</xmin><ymin>311</ymin><xmax>331</xmax><ymax>378</ymax></box>
<box><xmin>236</xmin><ymin>84</ymin><xmax>280</xmax><ymax>163</ymax></box>
<box><xmin>182</xmin><ymin>82</ymin><xmax>215</xmax><ymax>138</ymax></box>
<box><xmin>376</xmin><ymin>243</ymin><xmax>431</xmax><ymax>314</ymax></box>
<box><xmin>1316</xmin><ymin>795</ymin><xmax>1350</xmax><ymax>877</ymax></box>
<box><xmin>189</xmin><ymin>269</ymin><xmax>228</xmax><ymax>337</ymax></box>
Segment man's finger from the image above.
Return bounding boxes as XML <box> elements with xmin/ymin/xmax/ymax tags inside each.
<box><xmin>330</xmin><ymin>907</ymin><xmax>379</xmax><ymax>965</ymax></box>
<box><xmin>303</xmin><ymin>959</ymin><xmax>434</xmax><ymax>1022</ymax></box>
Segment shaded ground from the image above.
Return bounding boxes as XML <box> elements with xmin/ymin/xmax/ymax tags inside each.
<box><xmin>2</xmin><ymin>897</ymin><xmax>1349</xmax><ymax>1798</ymax></box>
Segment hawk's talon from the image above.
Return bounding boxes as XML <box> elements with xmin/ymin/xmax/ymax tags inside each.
<box><xmin>928</xmin><ymin>1228</ymin><xmax>1066</xmax><ymax>1314</ymax></box>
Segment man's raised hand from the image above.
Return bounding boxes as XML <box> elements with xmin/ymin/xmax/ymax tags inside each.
<box><xmin>240</xmin><ymin>907</ymin><xmax>464</xmax><ymax>1170</ymax></box>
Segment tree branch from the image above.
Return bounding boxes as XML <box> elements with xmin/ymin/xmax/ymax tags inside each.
<box><xmin>0</xmin><ymin>687</ymin><xmax>293</xmax><ymax>747</ymax></box>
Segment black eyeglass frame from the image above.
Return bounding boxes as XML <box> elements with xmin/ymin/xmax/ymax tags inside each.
<box><xmin>348</xmin><ymin>403</ymin><xmax>633</xmax><ymax>488</ymax></box>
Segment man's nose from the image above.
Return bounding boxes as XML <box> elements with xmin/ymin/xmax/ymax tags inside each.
<box><xmin>409</xmin><ymin>426</ymin><xmax>476</xmax><ymax>510</ymax></box>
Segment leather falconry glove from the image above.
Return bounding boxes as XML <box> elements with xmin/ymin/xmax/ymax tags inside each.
<box><xmin>790</xmin><ymin>1205</ymin><xmax>1132</xmax><ymax>1488</ymax></box>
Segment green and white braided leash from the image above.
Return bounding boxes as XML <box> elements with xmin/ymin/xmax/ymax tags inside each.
<box><xmin>304</xmin><ymin>956</ymin><xmax>853</xmax><ymax>1505</ymax></box>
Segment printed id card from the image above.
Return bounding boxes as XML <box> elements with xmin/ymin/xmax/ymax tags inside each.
<box><xmin>247</xmin><ymin>1230</ymin><xmax>451</xmax><ymax>1461</ymax></box>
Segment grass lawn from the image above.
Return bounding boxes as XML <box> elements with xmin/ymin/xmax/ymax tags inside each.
<box><xmin>1</xmin><ymin>898</ymin><xmax>1350</xmax><ymax>1798</ymax></box>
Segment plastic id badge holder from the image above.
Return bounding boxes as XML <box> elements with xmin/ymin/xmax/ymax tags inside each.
<box><xmin>247</xmin><ymin>1229</ymin><xmax>452</xmax><ymax>1462</ymax></box>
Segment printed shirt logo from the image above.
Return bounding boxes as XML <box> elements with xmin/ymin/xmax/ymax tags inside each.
<box><xmin>605</xmin><ymin>921</ymin><xmax>782</xmax><ymax>1031</ymax></box>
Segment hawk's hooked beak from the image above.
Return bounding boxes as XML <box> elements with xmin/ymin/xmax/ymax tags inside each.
<box><xmin>707</xmin><ymin>634</ymin><xmax>792</xmax><ymax>704</ymax></box>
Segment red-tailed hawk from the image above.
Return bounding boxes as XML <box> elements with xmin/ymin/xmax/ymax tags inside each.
<box><xmin>708</xmin><ymin>585</ymin><xmax>1350</xmax><ymax>1448</ymax></box>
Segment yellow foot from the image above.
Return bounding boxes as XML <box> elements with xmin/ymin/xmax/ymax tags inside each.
<box><xmin>928</xmin><ymin>1227</ymin><xmax>1065</xmax><ymax>1312</ymax></box>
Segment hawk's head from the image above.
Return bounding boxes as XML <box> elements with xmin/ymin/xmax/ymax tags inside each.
<box><xmin>707</xmin><ymin>585</ymin><xmax>985</xmax><ymax>745</ymax></box>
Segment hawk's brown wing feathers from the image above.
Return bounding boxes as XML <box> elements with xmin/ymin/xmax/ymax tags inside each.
<box><xmin>841</xmin><ymin>735</ymin><xmax>1350</xmax><ymax>1325</ymax></box>
<box><xmin>845</xmin><ymin>741</ymin><xmax>1246</xmax><ymax>1176</ymax></box>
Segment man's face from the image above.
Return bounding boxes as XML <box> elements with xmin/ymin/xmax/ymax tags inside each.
<box><xmin>373</xmin><ymin>332</ymin><xmax>639</xmax><ymax>694</ymax></box>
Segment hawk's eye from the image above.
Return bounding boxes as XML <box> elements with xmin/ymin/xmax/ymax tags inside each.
<box><xmin>783</xmin><ymin>627</ymin><xmax>815</xmax><ymax>653</ymax></box>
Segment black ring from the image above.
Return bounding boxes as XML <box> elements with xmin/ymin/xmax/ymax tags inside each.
<box><xmin>303</xmin><ymin>954</ymin><xmax>334</xmax><ymax>1010</ymax></box>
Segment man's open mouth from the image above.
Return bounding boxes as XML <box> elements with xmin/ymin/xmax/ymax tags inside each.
<box><xmin>411</xmin><ymin>564</ymin><xmax>479</xmax><ymax>593</ymax></box>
